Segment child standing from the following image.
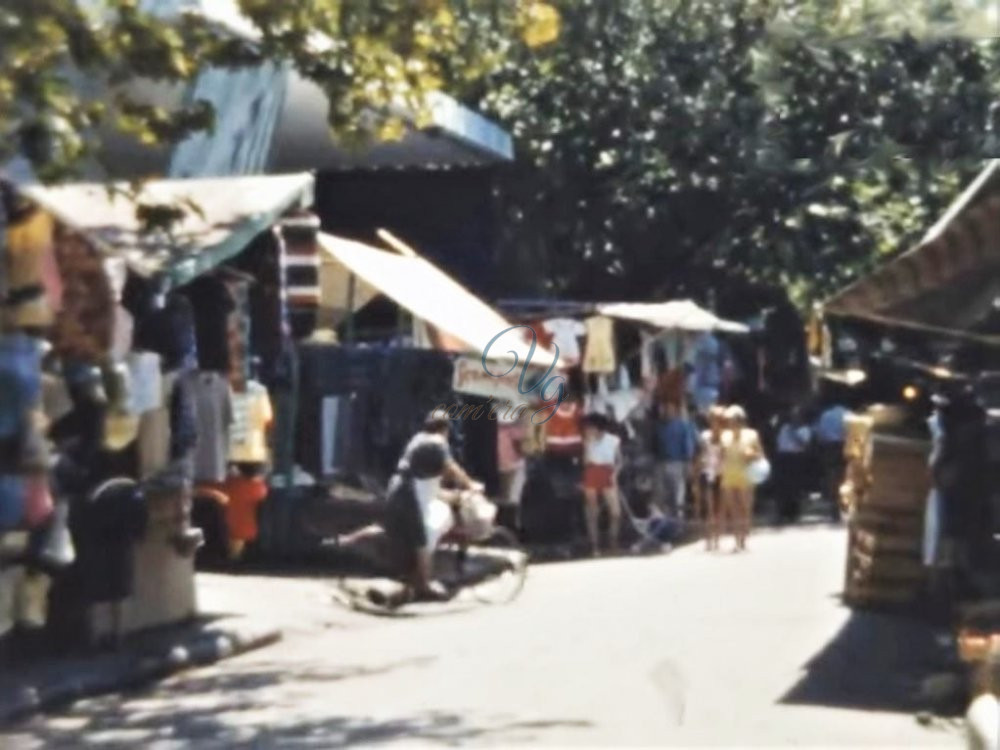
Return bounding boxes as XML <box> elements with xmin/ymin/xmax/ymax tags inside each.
<box><xmin>582</xmin><ymin>413</ymin><xmax>622</xmax><ymax>556</ymax></box>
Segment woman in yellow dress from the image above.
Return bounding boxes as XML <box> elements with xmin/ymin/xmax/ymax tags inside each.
<box><xmin>719</xmin><ymin>405</ymin><xmax>763</xmax><ymax>552</ymax></box>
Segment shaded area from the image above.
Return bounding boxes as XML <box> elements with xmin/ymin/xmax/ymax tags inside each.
<box><xmin>3</xmin><ymin>657</ymin><xmax>591</xmax><ymax>748</ymax></box>
<box><xmin>780</xmin><ymin>609</ymin><xmax>957</xmax><ymax>715</ymax></box>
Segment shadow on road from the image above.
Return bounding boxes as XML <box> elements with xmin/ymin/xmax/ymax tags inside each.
<box><xmin>780</xmin><ymin>609</ymin><xmax>957</xmax><ymax>715</ymax></box>
<box><xmin>4</xmin><ymin>656</ymin><xmax>593</xmax><ymax>748</ymax></box>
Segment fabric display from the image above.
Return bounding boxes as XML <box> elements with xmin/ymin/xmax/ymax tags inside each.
<box><xmin>229</xmin><ymin>381</ymin><xmax>273</xmax><ymax>464</ymax></box>
<box><xmin>0</xmin><ymin>476</ymin><xmax>25</xmax><ymax>532</ymax></box>
<box><xmin>212</xmin><ymin>474</ymin><xmax>268</xmax><ymax>544</ymax></box>
<box><xmin>232</xmin><ymin>230</ymin><xmax>290</xmax><ymax>386</ymax></box>
<box><xmin>225</xmin><ymin>278</ymin><xmax>252</xmax><ymax>392</ymax></box>
<box><xmin>40</xmin><ymin>373</ymin><xmax>74</xmax><ymax>428</ymax></box>
<box><xmin>189</xmin><ymin>371</ymin><xmax>234</xmax><ymax>483</ymax></box>
<box><xmin>4</xmin><ymin>209</ymin><xmax>62</xmax><ymax>330</ymax></box>
<box><xmin>543</xmin><ymin>401</ymin><xmax>583</xmax><ymax>456</ymax></box>
<box><xmin>138</xmin><ymin>372</ymin><xmax>177</xmax><ymax>479</ymax></box>
<box><xmin>281</xmin><ymin>215</ymin><xmax>321</xmax><ymax>340</ymax></box>
<box><xmin>126</xmin><ymin>352</ymin><xmax>164</xmax><ymax>415</ymax></box>
<box><xmin>0</xmin><ymin>334</ymin><xmax>43</xmax><ymax>441</ymax></box>
<box><xmin>582</xmin><ymin>316</ymin><xmax>616</xmax><ymax>374</ymax></box>
<box><xmin>102</xmin><ymin>361</ymin><xmax>140</xmax><ymax>452</ymax></box>
<box><xmin>169</xmin><ymin>372</ymin><xmax>199</xmax><ymax>461</ymax></box>
<box><xmin>182</xmin><ymin>276</ymin><xmax>236</xmax><ymax>374</ymax></box>
<box><xmin>542</xmin><ymin>318</ymin><xmax>586</xmax><ymax>366</ymax></box>
<box><xmin>51</xmin><ymin>230</ymin><xmax>114</xmax><ymax>362</ymax></box>
<box><xmin>129</xmin><ymin>288</ymin><xmax>198</xmax><ymax>372</ymax></box>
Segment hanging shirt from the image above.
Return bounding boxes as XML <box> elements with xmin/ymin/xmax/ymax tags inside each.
<box><xmin>228</xmin><ymin>381</ymin><xmax>274</xmax><ymax>464</ymax></box>
<box><xmin>582</xmin><ymin>316</ymin><xmax>616</xmax><ymax>374</ymax></box>
<box><xmin>190</xmin><ymin>371</ymin><xmax>234</xmax><ymax>483</ymax></box>
<box><xmin>543</xmin><ymin>402</ymin><xmax>582</xmax><ymax>455</ymax></box>
<box><xmin>127</xmin><ymin>352</ymin><xmax>163</xmax><ymax>414</ymax></box>
<box><xmin>542</xmin><ymin>318</ymin><xmax>585</xmax><ymax>366</ymax></box>
<box><xmin>216</xmin><ymin>475</ymin><xmax>268</xmax><ymax>543</ymax></box>
<box><xmin>497</xmin><ymin>422</ymin><xmax>527</xmax><ymax>473</ymax></box>
<box><xmin>692</xmin><ymin>333</ymin><xmax>723</xmax><ymax>391</ymax></box>
<box><xmin>0</xmin><ymin>335</ymin><xmax>42</xmax><ymax>439</ymax></box>
<box><xmin>138</xmin><ymin>372</ymin><xmax>177</xmax><ymax>478</ymax></box>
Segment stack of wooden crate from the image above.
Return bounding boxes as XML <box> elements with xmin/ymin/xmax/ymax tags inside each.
<box><xmin>844</xmin><ymin>423</ymin><xmax>930</xmax><ymax>609</ymax></box>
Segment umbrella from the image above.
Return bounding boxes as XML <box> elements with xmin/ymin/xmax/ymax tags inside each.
<box><xmin>598</xmin><ymin>300</ymin><xmax>749</xmax><ymax>333</ymax></box>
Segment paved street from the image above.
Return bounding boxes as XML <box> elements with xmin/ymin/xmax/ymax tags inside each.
<box><xmin>3</xmin><ymin>525</ymin><xmax>961</xmax><ymax>748</ymax></box>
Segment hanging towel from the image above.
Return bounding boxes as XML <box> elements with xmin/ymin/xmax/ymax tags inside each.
<box><xmin>582</xmin><ymin>316</ymin><xmax>616</xmax><ymax>374</ymax></box>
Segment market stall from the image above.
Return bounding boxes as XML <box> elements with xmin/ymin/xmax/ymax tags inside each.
<box><xmin>0</xmin><ymin>173</ymin><xmax>313</xmax><ymax>653</ymax></box>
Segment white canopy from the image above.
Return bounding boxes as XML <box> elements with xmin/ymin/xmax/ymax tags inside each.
<box><xmin>318</xmin><ymin>233</ymin><xmax>559</xmax><ymax>367</ymax></box>
<box><xmin>598</xmin><ymin>300</ymin><xmax>749</xmax><ymax>333</ymax></box>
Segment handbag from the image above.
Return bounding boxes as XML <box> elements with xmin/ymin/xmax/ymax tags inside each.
<box><xmin>746</xmin><ymin>456</ymin><xmax>771</xmax><ymax>486</ymax></box>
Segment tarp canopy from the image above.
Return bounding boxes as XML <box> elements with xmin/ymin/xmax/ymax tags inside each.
<box><xmin>598</xmin><ymin>300</ymin><xmax>750</xmax><ymax>333</ymax></box>
<box><xmin>824</xmin><ymin>160</ymin><xmax>1000</xmax><ymax>330</ymax></box>
<box><xmin>318</xmin><ymin>233</ymin><xmax>559</xmax><ymax>367</ymax></box>
<box><xmin>21</xmin><ymin>173</ymin><xmax>314</xmax><ymax>287</ymax></box>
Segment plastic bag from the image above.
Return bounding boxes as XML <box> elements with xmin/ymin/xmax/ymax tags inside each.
<box><xmin>457</xmin><ymin>491</ymin><xmax>497</xmax><ymax>542</ymax></box>
<box><xmin>746</xmin><ymin>456</ymin><xmax>771</xmax><ymax>486</ymax></box>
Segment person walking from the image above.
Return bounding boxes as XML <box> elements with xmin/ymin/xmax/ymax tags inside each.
<box><xmin>695</xmin><ymin>406</ymin><xmax>725</xmax><ymax>550</ymax></box>
<box><xmin>816</xmin><ymin>398</ymin><xmax>850</xmax><ymax>521</ymax></box>
<box><xmin>719</xmin><ymin>405</ymin><xmax>763</xmax><ymax>552</ymax></box>
<box><xmin>654</xmin><ymin>401</ymin><xmax>699</xmax><ymax>522</ymax></box>
<box><xmin>581</xmin><ymin>413</ymin><xmax>622</xmax><ymax>556</ymax></box>
<box><xmin>774</xmin><ymin>407</ymin><xmax>811</xmax><ymax>524</ymax></box>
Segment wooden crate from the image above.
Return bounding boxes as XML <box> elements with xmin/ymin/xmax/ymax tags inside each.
<box><xmin>844</xmin><ymin>422</ymin><xmax>930</xmax><ymax>609</ymax></box>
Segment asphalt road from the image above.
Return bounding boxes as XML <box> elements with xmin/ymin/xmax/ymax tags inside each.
<box><xmin>4</xmin><ymin>525</ymin><xmax>963</xmax><ymax>748</ymax></box>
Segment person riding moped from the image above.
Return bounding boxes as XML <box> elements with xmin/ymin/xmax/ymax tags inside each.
<box><xmin>384</xmin><ymin>413</ymin><xmax>480</xmax><ymax>602</ymax></box>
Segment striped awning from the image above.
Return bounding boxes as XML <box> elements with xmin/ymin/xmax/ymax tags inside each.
<box><xmin>824</xmin><ymin>160</ymin><xmax>1000</xmax><ymax>329</ymax></box>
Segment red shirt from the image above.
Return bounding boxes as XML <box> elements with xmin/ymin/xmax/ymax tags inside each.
<box><xmin>544</xmin><ymin>402</ymin><xmax>582</xmax><ymax>456</ymax></box>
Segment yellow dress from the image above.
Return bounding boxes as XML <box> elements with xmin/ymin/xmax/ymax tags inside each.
<box><xmin>720</xmin><ymin>429</ymin><xmax>758</xmax><ymax>490</ymax></box>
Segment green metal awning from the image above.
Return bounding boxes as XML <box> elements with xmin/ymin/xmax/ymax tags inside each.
<box><xmin>22</xmin><ymin>173</ymin><xmax>314</xmax><ymax>288</ymax></box>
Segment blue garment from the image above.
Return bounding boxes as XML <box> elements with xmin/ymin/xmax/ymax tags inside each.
<box><xmin>816</xmin><ymin>405</ymin><xmax>848</xmax><ymax>444</ymax></box>
<box><xmin>655</xmin><ymin>418</ymin><xmax>698</xmax><ymax>462</ymax></box>
<box><xmin>0</xmin><ymin>335</ymin><xmax>42</xmax><ymax>439</ymax></box>
<box><xmin>692</xmin><ymin>333</ymin><xmax>722</xmax><ymax>390</ymax></box>
<box><xmin>0</xmin><ymin>475</ymin><xmax>25</xmax><ymax>531</ymax></box>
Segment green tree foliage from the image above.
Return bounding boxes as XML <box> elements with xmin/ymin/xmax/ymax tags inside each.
<box><xmin>478</xmin><ymin>0</ymin><xmax>1000</xmax><ymax>303</ymax></box>
<box><xmin>0</xmin><ymin>0</ymin><xmax>562</xmax><ymax>181</ymax></box>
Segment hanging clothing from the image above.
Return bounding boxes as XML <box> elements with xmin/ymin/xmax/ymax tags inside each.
<box><xmin>132</xmin><ymin>293</ymin><xmax>198</xmax><ymax>372</ymax></box>
<box><xmin>0</xmin><ymin>475</ymin><xmax>25</xmax><ymax>531</ymax></box>
<box><xmin>182</xmin><ymin>276</ymin><xmax>236</xmax><ymax>373</ymax></box>
<box><xmin>0</xmin><ymin>334</ymin><xmax>42</xmax><ymax>439</ymax></box>
<box><xmin>228</xmin><ymin>381</ymin><xmax>273</xmax><ymax>464</ymax></box>
<box><xmin>127</xmin><ymin>352</ymin><xmax>164</xmax><ymax>415</ymax></box>
<box><xmin>109</xmin><ymin>305</ymin><xmax>134</xmax><ymax>361</ymax></box>
<box><xmin>51</xmin><ymin>231</ymin><xmax>115</xmax><ymax>361</ymax></box>
<box><xmin>40</xmin><ymin>373</ymin><xmax>74</xmax><ymax>428</ymax></box>
<box><xmin>169</xmin><ymin>371</ymin><xmax>199</xmax><ymax>461</ymax></box>
<box><xmin>542</xmin><ymin>318</ymin><xmax>585</xmax><ymax>366</ymax></box>
<box><xmin>138</xmin><ymin>372</ymin><xmax>178</xmax><ymax>478</ymax></box>
<box><xmin>582</xmin><ymin>316</ymin><xmax>616</xmax><ymax>374</ymax></box>
<box><xmin>543</xmin><ymin>402</ymin><xmax>582</xmax><ymax>456</ymax></box>
<box><xmin>281</xmin><ymin>217</ymin><xmax>321</xmax><ymax>340</ymax></box>
<box><xmin>4</xmin><ymin>209</ymin><xmax>61</xmax><ymax>330</ymax></box>
<box><xmin>189</xmin><ymin>371</ymin><xmax>234</xmax><ymax>483</ymax></box>
<box><xmin>214</xmin><ymin>475</ymin><xmax>268</xmax><ymax>543</ymax></box>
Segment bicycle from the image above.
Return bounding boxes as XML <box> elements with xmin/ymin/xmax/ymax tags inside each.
<box><xmin>327</xmin><ymin>486</ymin><xmax>529</xmax><ymax>615</ymax></box>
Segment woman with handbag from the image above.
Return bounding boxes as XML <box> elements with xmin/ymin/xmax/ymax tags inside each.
<box><xmin>719</xmin><ymin>405</ymin><xmax>766</xmax><ymax>552</ymax></box>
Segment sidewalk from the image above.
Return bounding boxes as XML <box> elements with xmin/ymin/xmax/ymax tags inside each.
<box><xmin>0</xmin><ymin>617</ymin><xmax>280</xmax><ymax>725</ymax></box>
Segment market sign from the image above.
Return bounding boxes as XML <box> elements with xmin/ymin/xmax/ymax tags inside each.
<box><xmin>452</xmin><ymin>355</ymin><xmax>530</xmax><ymax>404</ymax></box>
